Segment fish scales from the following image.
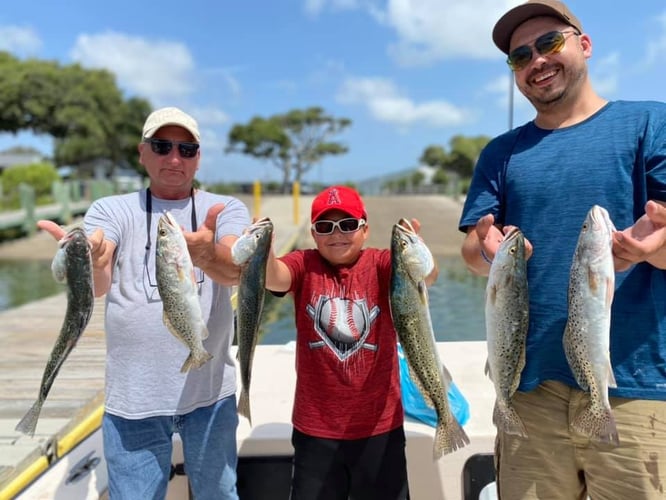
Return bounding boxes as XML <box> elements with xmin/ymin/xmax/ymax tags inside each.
<box><xmin>563</xmin><ymin>205</ymin><xmax>619</xmax><ymax>445</ymax></box>
<box><xmin>155</xmin><ymin>211</ymin><xmax>212</xmax><ymax>373</ymax></box>
<box><xmin>15</xmin><ymin>227</ymin><xmax>94</xmax><ymax>436</ymax></box>
<box><xmin>390</xmin><ymin>219</ymin><xmax>469</xmax><ymax>458</ymax></box>
<box><xmin>232</xmin><ymin>217</ymin><xmax>273</xmax><ymax>424</ymax></box>
<box><xmin>485</xmin><ymin>227</ymin><xmax>529</xmax><ymax>437</ymax></box>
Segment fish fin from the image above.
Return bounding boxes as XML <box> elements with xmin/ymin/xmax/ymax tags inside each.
<box><xmin>484</xmin><ymin>359</ymin><xmax>492</xmax><ymax>380</ymax></box>
<box><xmin>417</xmin><ymin>281</ymin><xmax>429</xmax><ymax>305</ymax></box>
<box><xmin>238</xmin><ymin>389</ymin><xmax>252</xmax><ymax>425</ymax></box>
<box><xmin>173</xmin><ymin>261</ymin><xmax>196</xmax><ymax>285</ymax></box>
<box><xmin>607</xmin><ymin>356</ymin><xmax>617</xmax><ymax>388</ymax></box>
<box><xmin>201</xmin><ymin>324</ymin><xmax>210</xmax><ymax>341</ymax></box>
<box><xmin>588</xmin><ymin>268</ymin><xmax>600</xmax><ymax>293</ymax></box>
<box><xmin>51</xmin><ymin>247</ymin><xmax>68</xmax><ymax>283</ymax></box>
<box><xmin>487</xmin><ymin>284</ymin><xmax>497</xmax><ymax>306</ymax></box>
<box><xmin>180</xmin><ymin>349</ymin><xmax>213</xmax><ymax>373</ymax></box>
<box><xmin>563</xmin><ymin>325</ymin><xmax>589</xmax><ymax>391</ymax></box>
<box><xmin>15</xmin><ymin>400</ymin><xmax>42</xmax><ymax>437</ymax></box>
<box><xmin>434</xmin><ymin>413</ymin><xmax>470</xmax><ymax>459</ymax></box>
<box><xmin>406</xmin><ymin>362</ymin><xmax>435</xmax><ymax>408</ymax></box>
<box><xmin>441</xmin><ymin>364</ymin><xmax>453</xmax><ymax>385</ymax></box>
<box><xmin>162</xmin><ymin>313</ymin><xmax>183</xmax><ymax>342</ymax></box>
<box><xmin>493</xmin><ymin>400</ymin><xmax>528</xmax><ymax>438</ymax></box>
<box><xmin>572</xmin><ymin>403</ymin><xmax>619</xmax><ymax>446</ymax></box>
<box><xmin>605</xmin><ymin>277</ymin><xmax>615</xmax><ymax>310</ymax></box>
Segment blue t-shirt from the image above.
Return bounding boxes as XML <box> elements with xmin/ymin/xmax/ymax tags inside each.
<box><xmin>459</xmin><ymin>100</ymin><xmax>666</xmax><ymax>399</ymax></box>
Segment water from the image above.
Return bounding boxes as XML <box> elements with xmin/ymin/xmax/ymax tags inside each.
<box><xmin>0</xmin><ymin>256</ymin><xmax>488</xmax><ymax>343</ymax></box>
<box><xmin>258</xmin><ymin>255</ymin><xmax>487</xmax><ymax>345</ymax></box>
<box><xmin>0</xmin><ymin>259</ymin><xmax>63</xmax><ymax>311</ymax></box>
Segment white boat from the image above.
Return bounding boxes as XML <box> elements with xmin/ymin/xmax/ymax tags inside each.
<box><xmin>3</xmin><ymin>341</ymin><xmax>498</xmax><ymax>500</ymax></box>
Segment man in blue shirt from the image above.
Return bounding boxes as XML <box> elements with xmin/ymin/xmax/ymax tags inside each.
<box><xmin>459</xmin><ymin>1</ymin><xmax>666</xmax><ymax>498</ymax></box>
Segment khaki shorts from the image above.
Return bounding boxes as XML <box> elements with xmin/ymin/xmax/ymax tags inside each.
<box><xmin>495</xmin><ymin>381</ymin><xmax>666</xmax><ymax>500</ymax></box>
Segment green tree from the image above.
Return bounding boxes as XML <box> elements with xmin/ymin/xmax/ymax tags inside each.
<box><xmin>1</xmin><ymin>162</ymin><xmax>59</xmax><ymax>207</ymax></box>
<box><xmin>419</xmin><ymin>135</ymin><xmax>491</xmax><ymax>179</ymax></box>
<box><xmin>226</xmin><ymin>107</ymin><xmax>351</xmax><ymax>192</ymax></box>
<box><xmin>0</xmin><ymin>51</ymin><xmax>152</xmax><ymax>175</ymax></box>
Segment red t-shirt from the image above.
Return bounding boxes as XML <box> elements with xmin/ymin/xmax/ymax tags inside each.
<box><xmin>280</xmin><ymin>248</ymin><xmax>404</xmax><ymax>439</ymax></box>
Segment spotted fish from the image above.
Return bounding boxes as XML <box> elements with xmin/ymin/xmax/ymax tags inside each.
<box><xmin>155</xmin><ymin>211</ymin><xmax>212</xmax><ymax>372</ymax></box>
<box><xmin>563</xmin><ymin>205</ymin><xmax>619</xmax><ymax>445</ymax></box>
<box><xmin>485</xmin><ymin>227</ymin><xmax>529</xmax><ymax>438</ymax></box>
<box><xmin>390</xmin><ymin>219</ymin><xmax>469</xmax><ymax>458</ymax></box>
<box><xmin>231</xmin><ymin>217</ymin><xmax>273</xmax><ymax>424</ymax></box>
<box><xmin>16</xmin><ymin>227</ymin><xmax>94</xmax><ymax>436</ymax></box>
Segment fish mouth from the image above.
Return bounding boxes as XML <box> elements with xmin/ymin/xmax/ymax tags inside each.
<box><xmin>589</xmin><ymin>205</ymin><xmax>616</xmax><ymax>233</ymax></box>
<box><xmin>59</xmin><ymin>227</ymin><xmax>87</xmax><ymax>248</ymax></box>
<box><xmin>160</xmin><ymin>212</ymin><xmax>179</xmax><ymax>227</ymax></box>
<box><xmin>253</xmin><ymin>217</ymin><xmax>273</xmax><ymax>229</ymax></box>
<box><xmin>395</xmin><ymin>218</ymin><xmax>416</xmax><ymax>235</ymax></box>
<box><xmin>503</xmin><ymin>227</ymin><xmax>522</xmax><ymax>241</ymax></box>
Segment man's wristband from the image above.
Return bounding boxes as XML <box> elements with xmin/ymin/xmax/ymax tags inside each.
<box><xmin>480</xmin><ymin>247</ymin><xmax>493</xmax><ymax>264</ymax></box>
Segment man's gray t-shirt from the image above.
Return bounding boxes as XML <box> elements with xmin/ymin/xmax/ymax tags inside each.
<box><xmin>85</xmin><ymin>189</ymin><xmax>250</xmax><ymax>419</ymax></box>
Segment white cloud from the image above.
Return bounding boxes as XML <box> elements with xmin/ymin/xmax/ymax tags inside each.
<box><xmin>590</xmin><ymin>52</ymin><xmax>619</xmax><ymax>97</ymax></box>
<box><xmin>337</xmin><ymin>76</ymin><xmax>470</xmax><ymax>127</ymax></box>
<box><xmin>642</xmin><ymin>11</ymin><xmax>666</xmax><ymax>66</ymax></box>
<box><xmin>304</xmin><ymin>0</ymin><xmax>360</xmax><ymax>17</ymax></box>
<box><xmin>0</xmin><ymin>25</ymin><xmax>42</xmax><ymax>55</ymax></box>
<box><xmin>371</xmin><ymin>0</ymin><xmax>521</xmax><ymax>65</ymax></box>
<box><xmin>484</xmin><ymin>73</ymin><xmax>528</xmax><ymax>125</ymax></box>
<box><xmin>69</xmin><ymin>31</ymin><xmax>196</xmax><ymax>102</ymax></box>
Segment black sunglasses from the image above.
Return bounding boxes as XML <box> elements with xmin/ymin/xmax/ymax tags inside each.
<box><xmin>312</xmin><ymin>218</ymin><xmax>366</xmax><ymax>235</ymax></box>
<box><xmin>143</xmin><ymin>138</ymin><xmax>200</xmax><ymax>159</ymax></box>
<box><xmin>507</xmin><ymin>30</ymin><xmax>579</xmax><ymax>71</ymax></box>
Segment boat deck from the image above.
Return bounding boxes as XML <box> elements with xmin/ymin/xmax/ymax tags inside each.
<box><xmin>0</xmin><ymin>194</ymin><xmax>497</xmax><ymax>499</ymax></box>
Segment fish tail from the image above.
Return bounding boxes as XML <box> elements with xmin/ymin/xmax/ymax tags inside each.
<box><xmin>572</xmin><ymin>403</ymin><xmax>619</xmax><ymax>446</ymax></box>
<box><xmin>433</xmin><ymin>414</ymin><xmax>470</xmax><ymax>459</ymax></box>
<box><xmin>15</xmin><ymin>400</ymin><xmax>43</xmax><ymax>437</ymax></box>
<box><xmin>237</xmin><ymin>389</ymin><xmax>252</xmax><ymax>425</ymax></box>
<box><xmin>180</xmin><ymin>349</ymin><xmax>213</xmax><ymax>373</ymax></box>
<box><xmin>493</xmin><ymin>401</ymin><xmax>528</xmax><ymax>438</ymax></box>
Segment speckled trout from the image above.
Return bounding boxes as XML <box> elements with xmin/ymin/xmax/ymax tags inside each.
<box><xmin>390</xmin><ymin>219</ymin><xmax>469</xmax><ymax>458</ymax></box>
<box><xmin>563</xmin><ymin>205</ymin><xmax>619</xmax><ymax>445</ymax></box>
<box><xmin>15</xmin><ymin>227</ymin><xmax>94</xmax><ymax>436</ymax></box>
<box><xmin>485</xmin><ymin>227</ymin><xmax>529</xmax><ymax>438</ymax></box>
<box><xmin>231</xmin><ymin>217</ymin><xmax>273</xmax><ymax>424</ymax></box>
<box><xmin>155</xmin><ymin>211</ymin><xmax>212</xmax><ymax>373</ymax></box>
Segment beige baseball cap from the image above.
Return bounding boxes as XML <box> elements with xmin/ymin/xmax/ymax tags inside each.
<box><xmin>142</xmin><ymin>107</ymin><xmax>200</xmax><ymax>142</ymax></box>
<box><xmin>492</xmin><ymin>0</ymin><xmax>583</xmax><ymax>54</ymax></box>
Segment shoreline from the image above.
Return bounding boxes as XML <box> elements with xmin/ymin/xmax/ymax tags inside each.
<box><xmin>0</xmin><ymin>194</ymin><xmax>467</xmax><ymax>261</ymax></box>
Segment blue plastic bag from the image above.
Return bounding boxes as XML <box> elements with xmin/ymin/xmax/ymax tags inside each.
<box><xmin>397</xmin><ymin>343</ymin><xmax>470</xmax><ymax>427</ymax></box>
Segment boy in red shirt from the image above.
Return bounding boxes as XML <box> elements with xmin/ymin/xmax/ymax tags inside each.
<box><xmin>266</xmin><ymin>185</ymin><xmax>438</xmax><ymax>500</ymax></box>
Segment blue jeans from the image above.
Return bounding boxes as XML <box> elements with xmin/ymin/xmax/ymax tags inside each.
<box><xmin>103</xmin><ymin>395</ymin><xmax>239</xmax><ymax>500</ymax></box>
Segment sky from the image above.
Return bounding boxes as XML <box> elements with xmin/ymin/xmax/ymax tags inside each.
<box><xmin>1</xmin><ymin>1</ymin><xmax>665</xmax><ymax>186</ymax></box>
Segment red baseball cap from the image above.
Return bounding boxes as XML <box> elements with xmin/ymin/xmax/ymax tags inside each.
<box><xmin>311</xmin><ymin>185</ymin><xmax>367</xmax><ymax>223</ymax></box>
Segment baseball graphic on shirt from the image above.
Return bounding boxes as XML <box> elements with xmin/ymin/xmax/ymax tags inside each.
<box><xmin>318</xmin><ymin>297</ymin><xmax>365</xmax><ymax>344</ymax></box>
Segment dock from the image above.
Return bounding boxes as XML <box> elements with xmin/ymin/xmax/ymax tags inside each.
<box><xmin>0</xmin><ymin>193</ymin><xmax>497</xmax><ymax>499</ymax></box>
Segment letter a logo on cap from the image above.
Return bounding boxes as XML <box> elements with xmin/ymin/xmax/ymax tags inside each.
<box><xmin>327</xmin><ymin>188</ymin><xmax>342</xmax><ymax>207</ymax></box>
